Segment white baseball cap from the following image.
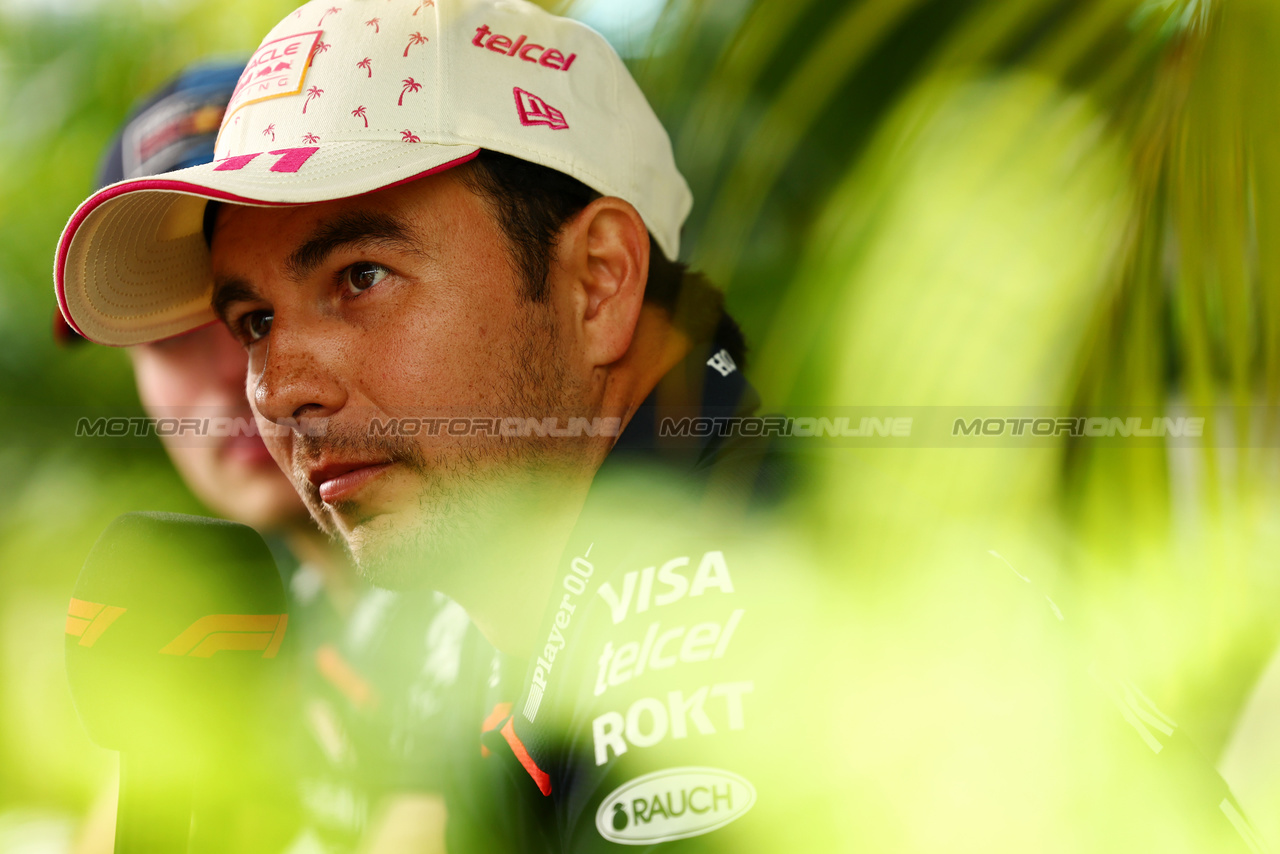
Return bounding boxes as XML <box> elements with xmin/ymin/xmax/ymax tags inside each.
<box><xmin>55</xmin><ymin>0</ymin><xmax>692</xmax><ymax>346</ymax></box>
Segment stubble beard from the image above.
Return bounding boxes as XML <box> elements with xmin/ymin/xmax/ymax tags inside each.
<box><xmin>294</xmin><ymin>302</ymin><xmax>591</xmax><ymax>591</ymax></box>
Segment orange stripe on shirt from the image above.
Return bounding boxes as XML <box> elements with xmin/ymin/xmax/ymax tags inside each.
<box><xmin>480</xmin><ymin>701</ymin><xmax>514</xmax><ymax>757</ymax></box>
<box><xmin>314</xmin><ymin>643</ymin><xmax>379</xmax><ymax>711</ymax></box>
<box><xmin>481</xmin><ymin>702</ymin><xmax>513</xmax><ymax>733</ymax></box>
<box><xmin>500</xmin><ymin>717</ymin><xmax>552</xmax><ymax>796</ymax></box>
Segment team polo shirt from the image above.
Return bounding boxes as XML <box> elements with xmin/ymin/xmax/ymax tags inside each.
<box><xmin>437</xmin><ymin>327</ymin><xmax>1266</xmax><ymax>852</ymax></box>
<box><xmin>286</xmin><ymin>560</ymin><xmax>471</xmax><ymax>852</ymax></box>
<box><xmin>441</xmin><ymin>325</ymin><xmax>807</xmax><ymax>852</ymax></box>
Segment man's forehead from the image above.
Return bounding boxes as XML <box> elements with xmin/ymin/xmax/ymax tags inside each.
<box><xmin>211</xmin><ymin>168</ymin><xmax>476</xmax><ymax>254</ymax></box>
<box><xmin>209</xmin><ymin>176</ymin><xmax>471</xmax><ymax>284</ymax></box>
<box><xmin>208</xmin><ymin>169</ymin><xmax>500</xmax><ymax>315</ymax></box>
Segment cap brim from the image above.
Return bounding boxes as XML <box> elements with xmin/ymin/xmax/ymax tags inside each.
<box><xmin>56</xmin><ymin>141</ymin><xmax>479</xmax><ymax>347</ymax></box>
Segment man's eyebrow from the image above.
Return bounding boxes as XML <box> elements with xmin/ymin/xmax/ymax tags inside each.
<box><xmin>211</xmin><ymin>275</ymin><xmax>260</xmax><ymax>325</ymax></box>
<box><xmin>285</xmin><ymin>210</ymin><xmax>427</xmax><ymax>282</ymax></box>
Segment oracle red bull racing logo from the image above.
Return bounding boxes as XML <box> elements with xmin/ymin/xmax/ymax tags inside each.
<box><xmin>595</xmin><ymin>767</ymin><xmax>755</xmax><ymax>845</ymax></box>
<box><xmin>226</xmin><ymin>31</ymin><xmax>322</xmax><ymax>121</ymax></box>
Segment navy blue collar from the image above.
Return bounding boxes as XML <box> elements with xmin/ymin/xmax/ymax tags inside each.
<box><xmin>606</xmin><ymin>317</ymin><xmax>759</xmax><ymax>473</ymax></box>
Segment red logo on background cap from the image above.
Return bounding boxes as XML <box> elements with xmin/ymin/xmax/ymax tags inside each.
<box><xmin>513</xmin><ymin>88</ymin><xmax>568</xmax><ymax>130</ymax></box>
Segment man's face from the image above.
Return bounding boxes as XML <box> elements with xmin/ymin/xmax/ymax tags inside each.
<box><xmin>210</xmin><ymin>170</ymin><xmax>592</xmax><ymax>587</ymax></box>
<box><xmin>128</xmin><ymin>322</ymin><xmax>308</xmax><ymax>531</ymax></box>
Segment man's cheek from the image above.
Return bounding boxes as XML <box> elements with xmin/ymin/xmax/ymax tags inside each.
<box><xmin>164</xmin><ymin>443</ymin><xmax>224</xmax><ymax>501</ymax></box>
<box><xmin>253</xmin><ymin>414</ymin><xmax>292</xmax><ymax>466</ymax></box>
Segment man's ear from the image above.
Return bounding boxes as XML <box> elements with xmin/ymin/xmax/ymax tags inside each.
<box><xmin>554</xmin><ymin>196</ymin><xmax>649</xmax><ymax>368</ymax></box>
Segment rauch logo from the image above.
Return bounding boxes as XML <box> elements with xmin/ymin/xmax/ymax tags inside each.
<box><xmin>594</xmin><ymin>767</ymin><xmax>755</xmax><ymax>845</ymax></box>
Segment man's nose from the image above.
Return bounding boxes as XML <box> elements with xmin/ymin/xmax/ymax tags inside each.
<box><xmin>248</xmin><ymin>319</ymin><xmax>347</xmax><ymax>427</ymax></box>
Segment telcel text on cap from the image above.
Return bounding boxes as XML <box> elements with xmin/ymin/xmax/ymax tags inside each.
<box><xmin>54</xmin><ymin>0</ymin><xmax>691</xmax><ymax>348</ymax></box>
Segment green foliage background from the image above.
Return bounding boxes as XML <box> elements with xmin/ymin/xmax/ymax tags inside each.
<box><xmin>0</xmin><ymin>0</ymin><xmax>311</xmax><ymax>820</ymax></box>
<box><xmin>4</xmin><ymin>0</ymin><xmax>1280</xmax><ymax>845</ymax></box>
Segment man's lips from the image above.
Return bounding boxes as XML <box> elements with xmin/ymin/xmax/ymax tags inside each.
<box><xmin>221</xmin><ymin>433</ymin><xmax>276</xmax><ymax>467</ymax></box>
<box><xmin>308</xmin><ymin>460</ymin><xmax>394</xmax><ymax>504</ymax></box>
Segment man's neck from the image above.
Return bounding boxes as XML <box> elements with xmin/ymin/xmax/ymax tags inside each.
<box><xmin>466</xmin><ymin>306</ymin><xmax>693</xmax><ymax>659</ymax></box>
<box><xmin>456</xmin><ymin>480</ymin><xmax>594</xmax><ymax>656</ymax></box>
<box><xmin>599</xmin><ymin>305</ymin><xmax>694</xmax><ymax>444</ymax></box>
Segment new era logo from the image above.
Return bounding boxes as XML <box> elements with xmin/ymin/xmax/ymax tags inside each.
<box><xmin>514</xmin><ymin>87</ymin><xmax>568</xmax><ymax>130</ymax></box>
<box><xmin>707</xmin><ymin>349</ymin><xmax>737</xmax><ymax>377</ymax></box>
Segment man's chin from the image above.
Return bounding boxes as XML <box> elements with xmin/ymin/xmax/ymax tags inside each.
<box><xmin>339</xmin><ymin>506</ymin><xmax>472</xmax><ymax>592</ymax></box>
<box><xmin>352</xmin><ymin>550</ymin><xmax>426</xmax><ymax>591</ymax></box>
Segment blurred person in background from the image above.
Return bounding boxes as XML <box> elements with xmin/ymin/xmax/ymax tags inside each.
<box><xmin>57</xmin><ymin>59</ymin><xmax>465</xmax><ymax>854</ymax></box>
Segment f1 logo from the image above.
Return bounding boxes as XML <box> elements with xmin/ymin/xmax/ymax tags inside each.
<box><xmin>160</xmin><ymin>614</ymin><xmax>289</xmax><ymax>658</ymax></box>
<box><xmin>66</xmin><ymin>598</ymin><xmax>126</xmax><ymax>648</ymax></box>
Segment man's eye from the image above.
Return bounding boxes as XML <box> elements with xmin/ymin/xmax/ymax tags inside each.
<box><xmin>342</xmin><ymin>262</ymin><xmax>389</xmax><ymax>295</ymax></box>
<box><xmin>242</xmin><ymin>310</ymin><xmax>273</xmax><ymax>342</ymax></box>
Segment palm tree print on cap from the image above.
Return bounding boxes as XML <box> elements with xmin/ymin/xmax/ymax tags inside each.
<box><xmin>401</xmin><ymin>130</ymin><xmax>421</xmax><ymax>142</ymax></box>
<box><xmin>365</xmin><ymin>17</ymin><xmax>380</xmax><ymax>34</ymax></box>
<box><xmin>318</xmin><ymin>6</ymin><xmax>340</xmax><ymax>26</ymax></box>
<box><xmin>302</xmin><ymin>133</ymin><xmax>320</xmax><ymax>144</ymax></box>
<box><xmin>404</xmin><ymin>32</ymin><xmax>427</xmax><ymax>57</ymax></box>
<box><xmin>412</xmin><ymin>0</ymin><xmax>434</xmax><ymax>13</ymax></box>
<box><xmin>352</xmin><ymin>105</ymin><xmax>368</xmax><ymax>127</ymax></box>
<box><xmin>358</xmin><ymin>57</ymin><xmax>372</xmax><ymax>77</ymax></box>
<box><xmin>398</xmin><ymin>77</ymin><xmax>421</xmax><ymax>106</ymax></box>
<box><xmin>263</xmin><ymin>123</ymin><xmax>276</xmax><ymax>141</ymax></box>
<box><xmin>303</xmin><ymin>86</ymin><xmax>324</xmax><ymax>113</ymax></box>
